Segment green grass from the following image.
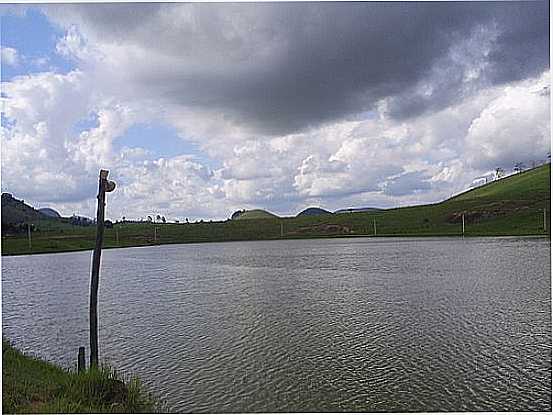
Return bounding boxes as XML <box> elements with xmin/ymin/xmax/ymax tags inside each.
<box><xmin>2</xmin><ymin>340</ymin><xmax>159</xmax><ymax>414</ymax></box>
<box><xmin>2</xmin><ymin>164</ymin><xmax>550</xmax><ymax>256</ymax></box>
<box><xmin>234</xmin><ymin>209</ymin><xmax>279</xmax><ymax>220</ymax></box>
<box><xmin>452</xmin><ymin>163</ymin><xmax>550</xmax><ymax>202</ymax></box>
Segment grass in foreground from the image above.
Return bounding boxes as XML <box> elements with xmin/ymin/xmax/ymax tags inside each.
<box><xmin>2</xmin><ymin>340</ymin><xmax>159</xmax><ymax>414</ymax></box>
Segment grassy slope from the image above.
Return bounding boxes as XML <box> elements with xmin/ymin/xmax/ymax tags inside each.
<box><xmin>2</xmin><ymin>164</ymin><xmax>550</xmax><ymax>255</ymax></box>
<box><xmin>1</xmin><ymin>194</ymin><xmax>51</xmax><ymax>225</ymax></box>
<box><xmin>2</xmin><ymin>341</ymin><xmax>158</xmax><ymax>413</ymax></box>
<box><xmin>235</xmin><ymin>209</ymin><xmax>279</xmax><ymax>220</ymax></box>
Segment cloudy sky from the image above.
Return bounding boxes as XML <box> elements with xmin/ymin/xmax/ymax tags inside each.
<box><xmin>1</xmin><ymin>2</ymin><xmax>550</xmax><ymax>221</ymax></box>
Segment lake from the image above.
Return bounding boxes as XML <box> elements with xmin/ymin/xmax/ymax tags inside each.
<box><xmin>2</xmin><ymin>237</ymin><xmax>551</xmax><ymax>412</ymax></box>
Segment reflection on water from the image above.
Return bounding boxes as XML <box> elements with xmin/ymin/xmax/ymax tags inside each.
<box><xmin>2</xmin><ymin>237</ymin><xmax>551</xmax><ymax>412</ymax></box>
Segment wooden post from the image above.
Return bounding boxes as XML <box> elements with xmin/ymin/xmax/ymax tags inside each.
<box><xmin>373</xmin><ymin>218</ymin><xmax>377</xmax><ymax>236</ymax></box>
<box><xmin>462</xmin><ymin>213</ymin><xmax>465</xmax><ymax>236</ymax></box>
<box><xmin>280</xmin><ymin>222</ymin><xmax>284</xmax><ymax>238</ymax></box>
<box><xmin>78</xmin><ymin>346</ymin><xmax>85</xmax><ymax>373</ymax></box>
<box><xmin>89</xmin><ymin>170</ymin><xmax>115</xmax><ymax>368</ymax></box>
<box><xmin>154</xmin><ymin>226</ymin><xmax>157</xmax><ymax>243</ymax></box>
<box><xmin>544</xmin><ymin>207</ymin><xmax>547</xmax><ymax>232</ymax></box>
<box><xmin>115</xmin><ymin>227</ymin><xmax>119</xmax><ymax>245</ymax></box>
<box><xmin>27</xmin><ymin>223</ymin><xmax>32</xmax><ymax>249</ymax></box>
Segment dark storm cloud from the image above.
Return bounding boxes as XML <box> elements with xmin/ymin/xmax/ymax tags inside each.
<box><xmin>45</xmin><ymin>1</ymin><xmax>549</xmax><ymax>135</ymax></box>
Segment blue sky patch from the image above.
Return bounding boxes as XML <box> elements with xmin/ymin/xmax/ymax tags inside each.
<box><xmin>115</xmin><ymin>122</ymin><xmax>218</xmax><ymax>168</ymax></box>
<box><xmin>1</xmin><ymin>8</ymin><xmax>75</xmax><ymax>81</ymax></box>
<box><xmin>72</xmin><ymin>112</ymin><xmax>100</xmax><ymax>135</ymax></box>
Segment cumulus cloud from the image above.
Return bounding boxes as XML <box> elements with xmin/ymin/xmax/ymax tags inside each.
<box><xmin>1</xmin><ymin>71</ymin><xmax>95</xmax><ymax>202</ymax></box>
<box><xmin>0</xmin><ymin>3</ymin><xmax>550</xmax><ymax>220</ymax></box>
<box><xmin>1</xmin><ymin>46</ymin><xmax>19</xmax><ymax>66</ymax></box>
<box><xmin>466</xmin><ymin>72</ymin><xmax>551</xmax><ymax>170</ymax></box>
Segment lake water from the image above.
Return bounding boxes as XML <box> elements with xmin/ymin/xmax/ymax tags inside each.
<box><xmin>2</xmin><ymin>237</ymin><xmax>551</xmax><ymax>412</ymax></box>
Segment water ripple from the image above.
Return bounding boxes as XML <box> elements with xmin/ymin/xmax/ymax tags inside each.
<box><xmin>2</xmin><ymin>237</ymin><xmax>551</xmax><ymax>412</ymax></box>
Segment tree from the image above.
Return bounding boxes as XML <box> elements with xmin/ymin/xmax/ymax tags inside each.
<box><xmin>147</xmin><ymin>215</ymin><xmax>153</xmax><ymax>222</ymax></box>
<box><xmin>514</xmin><ymin>162</ymin><xmax>526</xmax><ymax>173</ymax></box>
<box><xmin>156</xmin><ymin>214</ymin><xmax>161</xmax><ymax>223</ymax></box>
<box><xmin>231</xmin><ymin>209</ymin><xmax>246</xmax><ymax>220</ymax></box>
<box><xmin>161</xmin><ymin>216</ymin><xmax>166</xmax><ymax>223</ymax></box>
<box><xmin>495</xmin><ymin>167</ymin><xmax>504</xmax><ymax>180</ymax></box>
<box><xmin>121</xmin><ymin>216</ymin><xmax>126</xmax><ymax>222</ymax></box>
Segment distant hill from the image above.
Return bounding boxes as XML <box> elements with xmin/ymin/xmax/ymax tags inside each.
<box><xmin>297</xmin><ymin>207</ymin><xmax>332</xmax><ymax>217</ymax></box>
<box><xmin>38</xmin><ymin>208</ymin><xmax>61</xmax><ymax>218</ymax></box>
<box><xmin>334</xmin><ymin>207</ymin><xmax>384</xmax><ymax>214</ymax></box>
<box><xmin>232</xmin><ymin>209</ymin><xmax>279</xmax><ymax>220</ymax></box>
<box><xmin>1</xmin><ymin>193</ymin><xmax>51</xmax><ymax>225</ymax></box>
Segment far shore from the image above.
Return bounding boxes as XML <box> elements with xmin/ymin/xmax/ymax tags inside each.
<box><xmin>2</xmin><ymin>231</ymin><xmax>549</xmax><ymax>257</ymax></box>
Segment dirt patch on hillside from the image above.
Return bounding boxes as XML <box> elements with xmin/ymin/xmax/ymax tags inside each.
<box><xmin>446</xmin><ymin>201</ymin><xmax>532</xmax><ymax>224</ymax></box>
<box><xmin>288</xmin><ymin>223</ymin><xmax>352</xmax><ymax>235</ymax></box>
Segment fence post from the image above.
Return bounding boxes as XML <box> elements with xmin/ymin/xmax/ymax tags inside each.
<box><xmin>89</xmin><ymin>170</ymin><xmax>116</xmax><ymax>368</ymax></box>
<box><xmin>27</xmin><ymin>223</ymin><xmax>32</xmax><ymax>249</ymax></box>
<box><xmin>78</xmin><ymin>346</ymin><xmax>85</xmax><ymax>373</ymax></box>
<box><xmin>462</xmin><ymin>213</ymin><xmax>465</xmax><ymax>236</ymax></box>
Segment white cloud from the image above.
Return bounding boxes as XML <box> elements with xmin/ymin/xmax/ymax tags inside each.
<box><xmin>466</xmin><ymin>71</ymin><xmax>551</xmax><ymax>169</ymax></box>
<box><xmin>1</xmin><ymin>71</ymin><xmax>94</xmax><ymax>202</ymax></box>
<box><xmin>1</xmin><ymin>46</ymin><xmax>19</xmax><ymax>66</ymax></box>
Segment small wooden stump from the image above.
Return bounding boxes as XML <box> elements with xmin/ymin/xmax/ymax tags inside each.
<box><xmin>78</xmin><ymin>346</ymin><xmax>85</xmax><ymax>373</ymax></box>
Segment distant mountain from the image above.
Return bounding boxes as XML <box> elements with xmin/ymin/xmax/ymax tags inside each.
<box><xmin>297</xmin><ymin>207</ymin><xmax>332</xmax><ymax>217</ymax></box>
<box><xmin>1</xmin><ymin>193</ymin><xmax>52</xmax><ymax>225</ymax></box>
<box><xmin>334</xmin><ymin>207</ymin><xmax>384</xmax><ymax>214</ymax></box>
<box><xmin>231</xmin><ymin>209</ymin><xmax>279</xmax><ymax>220</ymax></box>
<box><xmin>38</xmin><ymin>208</ymin><xmax>61</xmax><ymax>218</ymax></box>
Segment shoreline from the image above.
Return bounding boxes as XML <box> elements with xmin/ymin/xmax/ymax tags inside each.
<box><xmin>2</xmin><ymin>232</ymin><xmax>550</xmax><ymax>257</ymax></box>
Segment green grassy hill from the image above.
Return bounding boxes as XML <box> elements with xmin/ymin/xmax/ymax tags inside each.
<box><xmin>2</xmin><ymin>164</ymin><xmax>550</xmax><ymax>255</ymax></box>
<box><xmin>233</xmin><ymin>209</ymin><xmax>280</xmax><ymax>220</ymax></box>
<box><xmin>452</xmin><ymin>165</ymin><xmax>549</xmax><ymax>203</ymax></box>
<box><xmin>297</xmin><ymin>207</ymin><xmax>333</xmax><ymax>217</ymax></box>
<box><xmin>1</xmin><ymin>193</ymin><xmax>51</xmax><ymax>225</ymax></box>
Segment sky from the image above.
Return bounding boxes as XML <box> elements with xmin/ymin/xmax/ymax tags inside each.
<box><xmin>0</xmin><ymin>2</ymin><xmax>550</xmax><ymax>221</ymax></box>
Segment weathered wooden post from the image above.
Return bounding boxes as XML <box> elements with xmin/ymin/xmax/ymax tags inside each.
<box><xmin>462</xmin><ymin>213</ymin><xmax>465</xmax><ymax>236</ymax></box>
<box><xmin>373</xmin><ymin>218</ymin><xmax>377</xmax><ymax>236</ymax></box>
<box><xmin>27</xmin><ymin>223</ymin><xmax>32</xmax><ymax>249</ymax></box>
<box><xmin>89</xmin><ymin>169</ymin><xmax>116</xmax><ymax>368</ymax></box>
<box><xmin>78</xmin><ymin>346</ymin><xmax>85</xmax><ymax>373</ymax></box>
